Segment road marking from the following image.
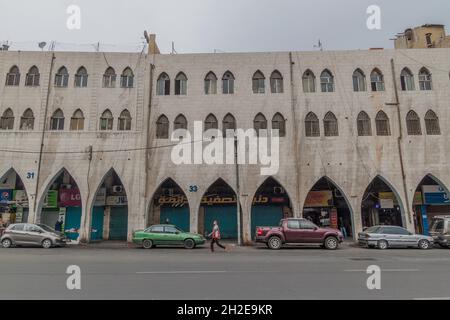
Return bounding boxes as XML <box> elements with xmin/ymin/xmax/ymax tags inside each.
<box><xmin>344</xmin><ymin>269</ymin><xmax>420</xmax><ymax>272</ymax></box>
<box><xmin>136</xmin><ymin>271</ymin><xmax>227</xmax><ymax>274</ymax></box>
<box><xmin>414</xmin><ymin>297</ymin><xmax>450</xmax><ymax>300</ymax></box>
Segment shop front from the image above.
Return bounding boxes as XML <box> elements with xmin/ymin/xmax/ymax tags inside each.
<box><xmin>251</xmin><ymin>196</ymin><xmax>289</xmax><ymax>238</ymax></box>
<box><xmin>155</xmin><ymin>194</ymin><xmax>190</xmax><ymax>232</ymax></box>
<box><xmin>106</xmin><ymin>195</ymin><xmax>128</xmax><ymax>240</ymax></box>
<box><xmin>414</xmin><ymin>185</ymin><xmax>450</xmax><ymax>235</ymax></box>
<box><xmin>59</xmin><ymin>188</ymin><xmax>82</xmax><ymax>241</ymax></box>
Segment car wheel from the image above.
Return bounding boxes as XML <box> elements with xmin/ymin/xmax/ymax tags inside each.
<box><xmin>41</xmin><ymin>239</ymin><xmax>52</xmax><ymax>249</ymax></box>
<box><xmin>184</xmin><ymin>239</ymin><xmax>196</xmax><ymax>249</ymax></box>
<box><xmin>1</xmin><ymin>238</ymin><xmax>12</xmax><ymax>248</ymax></box>
<box><xmin>142</xmin><ymin>239</ymin><xmax>153</xmax><ymax>249</ymax></box>
<box><xmin>324</xmin><ymin>236</ymin><xmax>339</xmax><ymax>250</ymax></box>
<box><xmin>418</xmin><ymin>239</ymin><xmax>430</xmax><ymax>250</ymax></box>
<box><xmin>377</xmin><ymin>240</ymin><xmax>388</xmax><ymax>250</ymax></box>
<box><xmin>268</xmin><ymin>236</ymin><xmax>282</xmax><ymax>250</ymax></box>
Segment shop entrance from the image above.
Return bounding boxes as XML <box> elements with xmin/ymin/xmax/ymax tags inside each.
<box><xmin>91</xmin><ymin>169</ymin><xmax>128</xmax><ymax>241</ymax></box>
<box><xmin>361</xmin><ymin>176</ymin><xmax>404</xmax><ymax>228</ymax></box>
<box><xmin>148</xmin><ymin>178</ymin><xmax>190</xmax><ymax>232</ymax></box>
<box><xmin>251</xmin><ymin>177</ymin><xmax>292</xmax><ymax>239</ymax></box>
<box><xmin>198</xmin><ymin>179</ymin><xmax>238</xmax><ymax>239</ymax></box>
<box><xmin>302</xmin><ymin>177</ymin><xmax>353</xmax><ymax>238</ymax></box>
<box><xmin>0</xmin><ymin>169</ymin><xmax>29</xmax><ymax>227</ymax></box>
<box><xmin>413</xmin><ymin>175</ymin><xmax>450</xmax><ymax>235</ymax></box>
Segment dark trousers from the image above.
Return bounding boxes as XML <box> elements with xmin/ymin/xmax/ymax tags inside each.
<box><xmin>210</xmin><ymin>238</ymin><xmax>225</xmax><ymax>252</ymax></box>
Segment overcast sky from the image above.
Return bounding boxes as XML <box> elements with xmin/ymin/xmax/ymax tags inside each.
<box><xmin>1</xmin><ymin>0</ymin><xmax>449</xmax><ymax>53</ymax></box>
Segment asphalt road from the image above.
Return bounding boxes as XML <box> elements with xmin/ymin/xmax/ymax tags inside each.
<box><xmin>1</xmin><ymin>242</ymin><xmax>450</xmax><ymax>300</ymax></box>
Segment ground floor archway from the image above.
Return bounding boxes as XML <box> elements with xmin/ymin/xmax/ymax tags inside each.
<box><xmin>0</xmin><ymin>169</ymin><xmax>29</xmax><ymax>226</ymax></box>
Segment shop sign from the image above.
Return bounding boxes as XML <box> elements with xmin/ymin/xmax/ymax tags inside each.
<box><xmin>94</xmin><ymin>188</ymin><xmax>106</xmax><ymax>206</ymax></box>
<box><xmin>44</xmin><ymin>190</ymin><xmax>58</xmax><ymax>208</ymax></box>
<box><xmin>0</xmin><ymin>189</ymin><xmax>13</xmax><ymax>204</ymax></box>
<box><xmin>330</xmin><ymin>208</ymin><xmax>338</xmax><ymax>229</ymax></box>
<box><xmin>379</xmin><ymin>198</ymin><xmax>394</xmax><ymax>209</ymax></box>
<box><xmin>13</xmin><ymin>190</ymin><xmax>29</xmax><ymax>207</ymax></box>
<box><xmin>422</xmin><ymin>185</ymin><xmax>450</xmax><ymax>205</ymax></box>
<box><xmin>15</xmin><ymin>206</ymin><xmax>24</xmax><ymax>223</ymax></box>
<box><xmin>304</xmin><ymin>191</ymin><xmax>333</xmax><ymax>208</ymax></box>
<box><xmin>59</xmin><ymin>188</ymin><xmax>82</xmax><ymax>207</ymax></box>
<box><xmin>378</xmin><ymin>192</ymin><xmax>399</xmax><ymax>205</ymax></box>
<box><xmin>106</xmin><ymin>195</ymin><xmax>128</xmax><ymax>206</ymax></box>
<box><xmin>413</xmin><ymin>191</ymin><xmax>423</xmax><ymax>205</ymax></box>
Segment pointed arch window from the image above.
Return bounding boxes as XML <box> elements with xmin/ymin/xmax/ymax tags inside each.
<box><xmin>270</xmin><ymin>70</ymin><xmax>283</xmax><ymax>93</ymax></box>
<box><xmin>156</xmin><ymin>115</ymin><xmax>169</xmax><ymax>139</ymax></box>
<box><xmin>70</xmin><ymin>109</ymin><xmax>85</xmax><ymax>131</ymax></box>
<box><xmin>99</xmin><ymin>109</ymin><xmax>113</xmax><ymax>131</ymax></box>
<box><xmin>400</xmin><ymin>68</ymin><xmax>414</xmax><ymax>91</ymax></box>
<box><xmin>272</xmin><ymin>113</ymin><xmax>286</xmax><ymax>137</ymax></box>
<box><xmin>118</xmin><ymin>109</ymin><xmax>132</xmax><ymax>131</ymax></box>
<box><xmin>175</xmin><ymin>72</ymin><xmax>187</xmax><ymax>95</ymax></box>
<box><xmin>302</xmin><ymin>70</ymin><xmax>316</xmax><ymax>93</ymax></box>
<box><xmin>204</xmin><ymin>114</ymin><xmax>218</xmax><ymax>131</ymax></box>
<box><xmin>252</xmin><ymin>71</ymin><xmax>265</xmax><ymax>94</ymax></box>
<box><xmin>370</xmin><ymin>69</ymin><xmax>385</xmax><ymax>91</ymax></box>
<box><xmin>25</xmin><ymin>66</ymin><xmax>40</xmax><ymax>87</ymax></box>
<box><xmin>357</xmin><ymin>111</ymin><xmax>372</xmax><ymax>136</ymax></box>
<box><xmin>74</xmin><ymin>66</ymin><xmax>88</xmax><ymax>87</ymax></box>
<box><xmin>406</xmin><ymin>110</ymin><xmax>422</xmax><ymax>135</ymax></box>
<box><xmin>50</xmin><ymin>109</ymin><xmax>64</xmax><ymax>130</ymax></box>
<box><xmin>375</xmin><ymin>111</ymin><xmax>391</xmax><ymax>136</ymax></box>
<box><xmin>103</xmin><ymin>67</ymin><xmax>116</xmax><ymax>88</ymax></box>
<box><xmin>323</xmin><ymin>112</ymin><xmax>338</xmax><ymax>136</ymax></box>
<box><xmin>222</xmin><ymin>71</ymin><xmax>234</xmax><ymax>94</ymax></box>
<box><xmin>0</xmin><ymin>109</ymin><xmax>14</xmax><ymax>130</ymax></box>
<box><xmin>305</xmin><ymin>112</ymin><xmax>320</xmax><ymax>137</ymax></box>
<box><xmin>419</xmin><ymin>68</ymin><xmax>432</xmax><ymax>91</ymax></box>
<box><xmin>320</xmin><ymin>69</ymin><xmax>334</xmax><ymax>92</ymax></box>
<box><xmin>20</xmin><ymin>108</ymin><xmax>34</xmax><ymax>130</ymax></box>
<box><xmin>222</xmin><ymin>113</ymin><xmax>236</xmax><ymax>136</ymax></box>
<box><xmin>174</xmin><ymin>114</ymin><xmax>187</xmax><ymax>130</ymax></box>
<box><xmin>157</xmin><ymin>72</ymin><xmax>170</xmax><ymax>95</ymax></box>
<box><xmin>253</xmin><ymin>113</ymin><xmax>267</xmax><ymax>136</ymax></box>
<box><xmin>353</xmin><ymin>69</ymin><xmax>366</xmax><ymax>92</ymax></box>
<box><xmin>120</xmin><ymin>67</ymin><xmax>134</xmax><ymax>88</ymax></box>
<box><xmin>425</xmin><ymin>110</ymin><xmax>440</xmax><ymax>135</ymax></box>
<box><xmin>204</xmin><ymin>72</ymin><xmax>217</xmax><ymax>95</ymax></box>
<box><xmin>6</xmin><ymin>66</ymin><xmax>20</xmax><ymax>86</ymax></box>
<box><xmin>54</xmin><ymin>66</ymin><xmax>69</xmax><ymax>87</ymax></box>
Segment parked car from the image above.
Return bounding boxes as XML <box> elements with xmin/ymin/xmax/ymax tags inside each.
<box><xmin>132</xmin><ymin>224</ymin><xmax>206</xmax><ymax>249</ymax></box>
<box><xmin>429</xmin><ymin>215</ymin><xmax>450</xmax><ymax>248</ymax></box>
<box><xmin>358</xmin><ymin>225</ymin><xmax>433</xmax><ymax>250</ymax></box>
<box><xmin>1</xmin><ymin>223</ymin><xmax>68</xmax><ymax>249</ymax></box>
<box><xmin>255</xmin><ymin>218</ymin><xmax>344</xmax><ymax>250</ymax></box>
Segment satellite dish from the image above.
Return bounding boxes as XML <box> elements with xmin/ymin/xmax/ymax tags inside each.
<box><xmin>38</xmin><ymin>42</ymin><xmax>47</xmax><ymax>50</ymax></box>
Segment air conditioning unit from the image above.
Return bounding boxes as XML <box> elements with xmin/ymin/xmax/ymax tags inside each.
<box><xmin>112</xmin><ymin>185</ymin><xmax>123</xmax><ymax>193</ymax></box>
<box><xmin>274</xmin><ymin>187</ymin><xmax>285</xmax><ymax>194</ymax></box>
<box><xmin>162</xmin><ymin>188</ymin><xmax>174</xmax><ymax>196</ymax></box>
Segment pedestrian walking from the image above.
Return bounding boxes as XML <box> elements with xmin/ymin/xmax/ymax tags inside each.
<box><xmin>208</xmin><ymin>220</ymin><xmax>228</xmax><ymax>252</ymax></box>
<box><xmin>54</xmin><ymin>217</ymin><xmax>63</xmax><ymax>232</ymax></box>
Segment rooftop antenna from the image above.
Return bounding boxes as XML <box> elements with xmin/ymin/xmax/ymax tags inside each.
<box><xmin>38</xmin><ymin>42</ymin><xmax>47</xmax><ymax>51</ymax></box>
<box><xmin>49</xmin><ymin>41</ymin><xmax>56</xmax><ymax>51</ymax></box>
<box><xmin>313</xmin><ymin>39</ymin><xmax>323</xmax><ymax>51</ymax></box>
<box><xmin>171</xmin><ymin>41</ymin><xmax>177</xmax><ymax>54</ymax></box>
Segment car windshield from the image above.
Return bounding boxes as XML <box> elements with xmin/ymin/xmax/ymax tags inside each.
<box><xmin>37</xmin><ymin>224</ymin><xmax>56</xmax><ymax>233</ymax></box>
<box><xmin>364</xmin><ymin>226</ymin><xmax>380</xmax><ymax>233</ymax></box>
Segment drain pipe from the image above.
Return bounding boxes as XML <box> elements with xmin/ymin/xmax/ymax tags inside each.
<box><xmin>388</xmin><ymin>58</ymin><xmax>412</xmax><ymax>226</ymax></box>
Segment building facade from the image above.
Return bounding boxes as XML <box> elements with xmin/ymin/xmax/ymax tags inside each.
<box><xmin>1</xmin><ymin>46</ymin><xmax>450</xmax><ymax>244</ymax></box>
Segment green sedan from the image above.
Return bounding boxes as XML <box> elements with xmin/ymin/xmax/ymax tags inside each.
<box><xmin>132</xmin><ymin>224</ymin><xmax>206</xmax><ymax>249</ymax></box>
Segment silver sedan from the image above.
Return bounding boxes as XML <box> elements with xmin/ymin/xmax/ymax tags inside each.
<box><xmin>358</xmin><ymin>225</ymin><xmax>434</xmax><ymax>250</ymax></box>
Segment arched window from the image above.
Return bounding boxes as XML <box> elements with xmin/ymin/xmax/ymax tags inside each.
<box><xmin>222</xmin><ymin>113</ymin><xmax>236</xmax><ymax>136</ymax></box>
<box><xmin>305</xmin><ymin>112</ymin><xmax>320</xmax><ymax>137</ymax></box>
<box><xmin>174</xmin><ymin>114</ymin><xmax>187</xmax><ymax>130</ymax></box>
<box><xmin>353</xmin><ymin>69</ymin><xmax>366</xmax><ymax>92</ymax></box>
<box><xmin>70</xmin><ymin>109</ymin><xmax>85</xmax><ymax>131</ymax></box>
<box><xmin>419</xmin><ymin>67</ymin><xmax>432</xmax><ymax>91</ymax></box>
<box><xmin>54</xmin><ymin>66</ymin><xmax>69</xmax><ymax>87</ymax></box>
<box><xmin>99</xmin><ymin>109</ymin><xmax>113</xmax><ymax>131</ymax></box>
<box><xmin>425</xmin><ymin>110</ymin><xmax>440</xmax><ymax>135</ymax></box>
<box><xmin>272</xmin><ymin>113</ymin><xmax>286</xmax><ymax>137</ymax></box>
<box><xmin>0</xmin><ymin>109</ymin><xmax>14</xmax><ymax>130</ymax></box>
<box><xmin>222</xmin><ymin>71</ymin><xmax>235</xmax><ymax>94</ymax></box>
<box><xmin>74</xmin><ymin>66</ymin><xmax>88</xmax><ymax>87</ymax></box>
<box><xmin>204</xmin><ymin>72</ymin><xmax>217</xmax><ymax>95</ymax></box>
<box><xmin>25</xmin><ymin>66</ymin><xmax>40</xmax><ymax>87</ymax></box>
<box><xmin>320</xmin><ymin>69</ymin><xmax>334</xmax><ymax>92</ymax></box>
<box><xmin>50</xmin><ymin>109</ymin><xmax>64</xmax><ymax>130</ymax></box>
<box><xmin>156</xmin><ymin>115</ymin><xmax>169</xmax><ymax>139</ymax></box>
<box><xmin>252</xmin><ymin>70</ymin><xmax>265</xmax><ymax>94</ymax></box>
<box><xmin>157</xmin><ymin>72</ymin><xmax>170</xmax><ymax>95</ymax></box>
<box><xmin>400</xmin><ymin>68</ymin><xmax>415</xmax><ymax>91</ymax></box>
<box><xmin>357</xmin><ymin>111</ymin><xmax>372</xmax><ymax>136</ymax></box>
<box><xmin>370</xmin><ymin>69</ymin><xmax>385</xmax><ymax>92</ymax></box>
<box><xmin>253</xmin><ymin>113</ymin><xmax>267</xmax><ymax>136</ymax></box>
<box><xmin>120</xmin><ymin>67</ymin><xmax>134</xmax><ymax>88</ymax></box>
<box><xmin>103</xmin><ymin>67</ymin><xmax>116</xmax><ymax>88</ymax></box>
<box><xmin>20</xmin><ymin>108</ymin><xmax>34</xmax><ymax>130</ymax></box>
<box><xmin>270</xmin><ymin>70</ymin><xmax>283</xmax><ymax>93</ymax></box>
<box><xmin>175</xmin><ymin>72</ymin><xmax>187</xmax><ymax>95</ymax></box>
<box><xmin>302</xmin><ymin>70</ymin><xmax>316</xmax><ymax>93</ymax></box>
<box><xmin>118</xmin><ymin>109</ymin><xmax>132</xmax><ymax>131</ymax></box>
<box><xmin>406</xmin><ymin>110</ymin><xmax>422</xmax><ymax>135</ymax></box>
<box><xmin>375</xmin><ymin>111</ymin><xmax>390</xmax><ymax>136</ymax></box>
<box><xmin>6</xmin><ymin>66</ymin><xmax>20</xmax><ymax>86</ymax></box>
<box><xmin>323</xmin><ymin>112</ymin><xmax>338</xmax><ymax>136</ymax></box>
<box><xmin>204</xmin><ymin>114</ymin><xmax>218</xmax><ymax>131</ymax></box>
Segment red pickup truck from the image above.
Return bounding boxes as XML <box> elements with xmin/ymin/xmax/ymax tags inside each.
<box><xmin>255</xmin><ymin>218</ymin><xmax>344</xmax><ymax>250</ymax></box>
